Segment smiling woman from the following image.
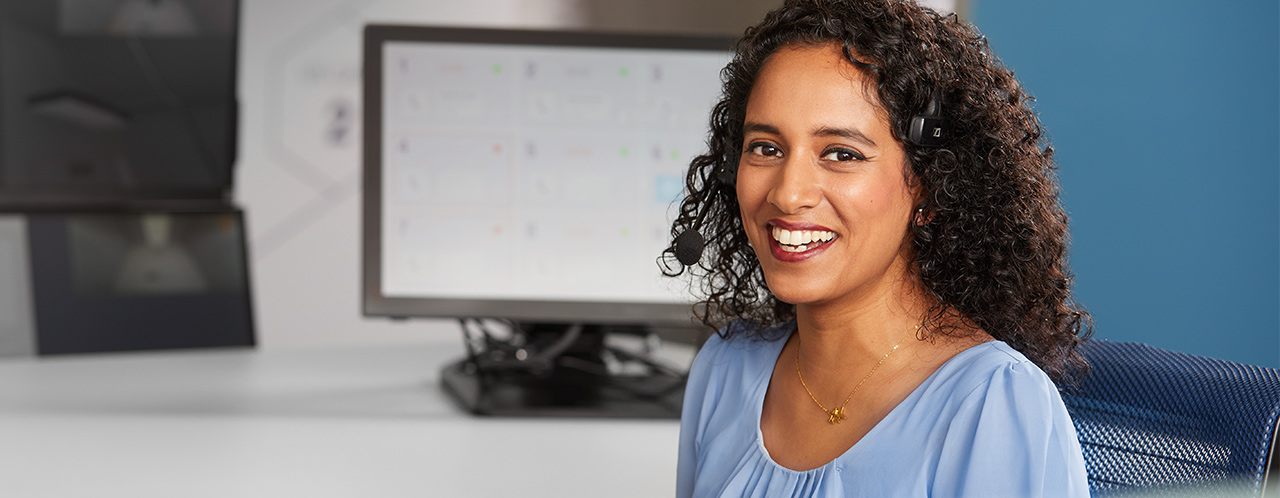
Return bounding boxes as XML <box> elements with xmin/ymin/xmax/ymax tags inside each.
<box><xmin>663</xmin><ymin>0</ymin><xmax>1093</xmax><ymax>496</ymax></box>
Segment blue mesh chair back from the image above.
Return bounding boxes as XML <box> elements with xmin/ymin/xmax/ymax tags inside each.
<box><xmin>1062</xmin><ymin>341</ymin><xmax>1280</xmax><ymax>497</ymax></box>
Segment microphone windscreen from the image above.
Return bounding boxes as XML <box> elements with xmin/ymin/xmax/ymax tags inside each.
<box><xmin>673</xmin><ymin>230</ymin><xmax>706</xmax><ymax>266</ymax></box>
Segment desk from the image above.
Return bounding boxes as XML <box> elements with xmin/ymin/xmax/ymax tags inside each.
<box><xmin>0</xmin><ymin>343</ymin><xmax>681</xmax><ymax>497</ymax></box>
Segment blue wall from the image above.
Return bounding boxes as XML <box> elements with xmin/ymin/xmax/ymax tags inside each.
<box><xmin>972</xmin><ymin>1</ymin><xmax>1280</xmax><ymax>367</ymax></box>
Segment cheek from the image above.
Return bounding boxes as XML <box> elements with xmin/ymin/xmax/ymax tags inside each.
<box><xmin>863</xmin><ymin>184</ymin><xmax>915</xmax><ymax>227</ymax></box>
<box><xmin>830</xmin><ymin>177</ymin><xmax>912</xmax><ymax>226</ymax></box>
<box><xmin>863</xmin><ymin>187</ymin><xmax>900</xmax><ymax>213</ymax></box>
<box><xmin>734</xmin><ymin>169</ymin><xmax>766</xmax><ymax>216</ymax></box>
<box><xmin>734</xmin><ymin>170</ymin><xmax>767</xmax><ymax>246</ymax></box>
<box><xmin>734</xmin><ymin>165</ymin><xmax>760</xmax><ymax>205</ymax></box>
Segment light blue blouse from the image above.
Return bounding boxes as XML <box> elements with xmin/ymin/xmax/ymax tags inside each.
<box><xmin>676</xmin><ymin>323</ymin><xmax>1089</xmax><ymax>498</ymax></box>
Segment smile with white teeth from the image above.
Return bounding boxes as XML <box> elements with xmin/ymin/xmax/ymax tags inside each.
<box><xmin>771</xmin><ymin>226</ymin><xmax>836</xmax><ymax>253</ymax></box>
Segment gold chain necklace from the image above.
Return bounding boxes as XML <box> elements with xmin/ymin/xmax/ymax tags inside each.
<box><xmin>795</xmin><ymin>324</ymin><xmax>918</xmax><ymax>424</ymax></box>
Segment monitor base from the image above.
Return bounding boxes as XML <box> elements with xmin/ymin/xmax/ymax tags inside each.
<box><xmin>439</xmin><ymin>322</ymin><xmax>687</xmax><ymax>418</ymax></box>
<box><xmin>440</xmin><ymin>358</ymin><xmax>684</xmax><ymax>418</ymax></box>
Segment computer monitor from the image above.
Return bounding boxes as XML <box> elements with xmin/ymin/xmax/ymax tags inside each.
<box><xmin>362</xmin><ymin>25</ymin><xmax>731</xmax><ymax>417</ymax></box>
<box><xmin>0</xmin><ymin>0</ymin><xmax>239</xmax><ymax>207</ymax></box>
<box><xmin>7</xmin><ymin>207</ymin><xmax>256</xmax><ymax>356</ymax></box>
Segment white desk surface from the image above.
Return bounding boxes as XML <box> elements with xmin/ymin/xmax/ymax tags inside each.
<box><xmin>0</xmin><ymin>342</ymin><xmax>681</xmax><ymax>498</ymax></box>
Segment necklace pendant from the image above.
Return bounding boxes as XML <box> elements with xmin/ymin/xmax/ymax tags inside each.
<box><xmin>827</xmin><ymin>408</ymin><xmax>847</xmax><ymax>424</ymax></box>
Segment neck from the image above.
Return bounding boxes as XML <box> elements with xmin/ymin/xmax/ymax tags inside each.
<box><xmin>792</xmin><ymin>269</ymin><xmax>930</xmax><ymax>385</ymax></box>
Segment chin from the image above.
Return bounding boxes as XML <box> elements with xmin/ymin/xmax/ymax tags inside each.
<box><xmin>761</xmin><ymin>281</ymin><xmax>826</xmax><ymax>308</ymax></box>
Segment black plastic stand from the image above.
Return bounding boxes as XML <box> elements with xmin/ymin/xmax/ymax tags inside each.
<box><xmin>440</xmin><ymin>322</ymin><xmax>686</xmax><ymax>419</ymax></box>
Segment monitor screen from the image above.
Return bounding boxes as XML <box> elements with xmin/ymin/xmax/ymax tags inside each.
<box><xmin>0</xmin><ymin>0</ymin><xmax>239</xmax><ymax>205</ymax></box>
<box><xmin>4</xmin><ymin>208</ymin><xmax>255</xmax><ymax>355</ymax></box>
<box><xmin>362</xmin><ymin>26</ymin><xmax>731</xmax><ymax>326</ymax></box>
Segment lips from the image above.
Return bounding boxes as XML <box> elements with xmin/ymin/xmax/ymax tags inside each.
<box><xmin>767</xmin><ymin>221</ymin><xmax>837</xmax><ymax>261</ymax></box>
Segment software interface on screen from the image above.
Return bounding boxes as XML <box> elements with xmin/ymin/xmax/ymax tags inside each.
<box><xmin>380</xmin><ymin>40</ymin><xmax>729</xmax><ymax>306</ymax></box>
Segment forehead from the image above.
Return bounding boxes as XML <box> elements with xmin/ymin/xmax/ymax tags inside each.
<box><xmin>745</xmin><ymin>43</ymin><xmax>888</xmax><ymax>130</ymax></box>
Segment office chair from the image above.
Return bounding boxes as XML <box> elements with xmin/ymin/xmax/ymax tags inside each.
<box><xmin>1062</xmin><ymin>341</ymin><xmax>1280</xmax><ymax>497</ymax></box>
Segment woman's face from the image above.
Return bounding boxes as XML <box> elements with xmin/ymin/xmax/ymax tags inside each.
<box><xmin>736</xmin><ymin>43</ymin><xmax>917</xmax><ymax>310</ymax></box>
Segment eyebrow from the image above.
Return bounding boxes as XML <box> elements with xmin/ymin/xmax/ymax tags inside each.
<box><xmin>813</xmin><ymin>126</ymin><xmax>877</xmax><ymax>147</ymax></box>
<box><xmin>742</xmin><ymin>122</ymin><xmax>878</xmax><ymax>148</ymax></box>
<box><xmin>742</xmin><ymin>122</ymin><xmax>780</xmax><ymax>136</ymax></box>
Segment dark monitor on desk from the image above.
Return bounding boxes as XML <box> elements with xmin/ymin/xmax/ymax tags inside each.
<box><xmin>361</xmin><ymin>25</ymin><xmax>731</xmax><ymax>417</ymax></box>
<box><xmin>0</xmin><ymin>0</ymin><xmax>239</xmax><ymax>207</ymax></box>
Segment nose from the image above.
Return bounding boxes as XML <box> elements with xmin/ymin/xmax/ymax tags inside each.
<box><xmin>766</xmin><ymin>156</ymin><xmax>821</xmax><ymax>214</ymax></box>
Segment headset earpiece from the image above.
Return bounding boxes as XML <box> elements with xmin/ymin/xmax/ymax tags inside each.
<box><xmin>908</xmin><ymin>92</ymin><xmax>949</xmax><ymax>147</ymax></box>
<box><xmin>715</xmin><ymin>164</ymin><xmax>736</xmax><ymax>186</ymax></box>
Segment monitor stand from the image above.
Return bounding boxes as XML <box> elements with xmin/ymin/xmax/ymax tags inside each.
<box><xmin>439</xmin><ymin>322</ymin><xmax>686</xmax><ymax>418</ymax></box>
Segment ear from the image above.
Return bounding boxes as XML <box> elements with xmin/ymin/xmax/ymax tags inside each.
<box><xmin>913</xmin><ymin>206</ymin><xmax>932</xmax><ymax>226</ymax></box>
<box><xmin>911</xmin><ymin>193</ymin><xmax>934</xmax><ymax>226</ymax></box>
<box><xmin>906</xmin><ymin>178</ymin><xmax>933</xmax><ymax>226</ymax></box>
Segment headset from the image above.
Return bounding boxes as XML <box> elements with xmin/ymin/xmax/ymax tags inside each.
<box><xmin>908</xmin><ymin>92</ymin><xmax>949</xmax><ymax>148</ymax></box>
<box><xmin>672</xmin><ymin>93</ymin><xmax>949</xmax><ymax>266</ymax></box>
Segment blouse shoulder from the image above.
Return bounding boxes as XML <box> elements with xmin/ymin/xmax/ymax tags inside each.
<box><xmin>943</xmin><ymin>342</ymin><xmax>1053</xmax><ymax>395</ymax></box>
<box><xmin>689</xmin><ymin>321</ymin><xmax>789</xmax><ymax>374</ymax></box>
<box><xmin>677</xmin><ymin>321</ymin><xmax>788</xmax><ymax>498</ymax></box>
<box><xmin>683</xmin><ymin>322</ymin><xmax>787</xmax><ymax>402</ymax></box>
<box><xmin>929</xmin><ymin>342</ymin><xmax>1089</xmax><ymax>497</ymax></box>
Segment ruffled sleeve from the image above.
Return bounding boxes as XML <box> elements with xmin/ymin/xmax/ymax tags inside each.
<box><xmin>932</xmin><ymin>359</ymin><xmax>1089</xmax><ymax>497</ymax></box>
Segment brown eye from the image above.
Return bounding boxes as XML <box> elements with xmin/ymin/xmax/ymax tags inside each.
<box><xmin>821</xmin><ymin>148</ymin><xmax>865</xmax><ymax>162</ymax></box>
<box><xmin>747</xmin><ymin>142</ymin><xmax>782</xmax><ymax>157</ymax></box>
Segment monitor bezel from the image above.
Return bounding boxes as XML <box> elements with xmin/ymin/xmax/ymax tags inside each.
<box><xmin>361</xmin><ymin>24</ymin><xmax>732</xmax><ymax>326</ymax></box>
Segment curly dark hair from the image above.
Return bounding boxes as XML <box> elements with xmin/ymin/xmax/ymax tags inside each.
<box><xmin>661</xmin><ymin>0</ymin><xmax>1092</xmax><ymax>381</ymax></box>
